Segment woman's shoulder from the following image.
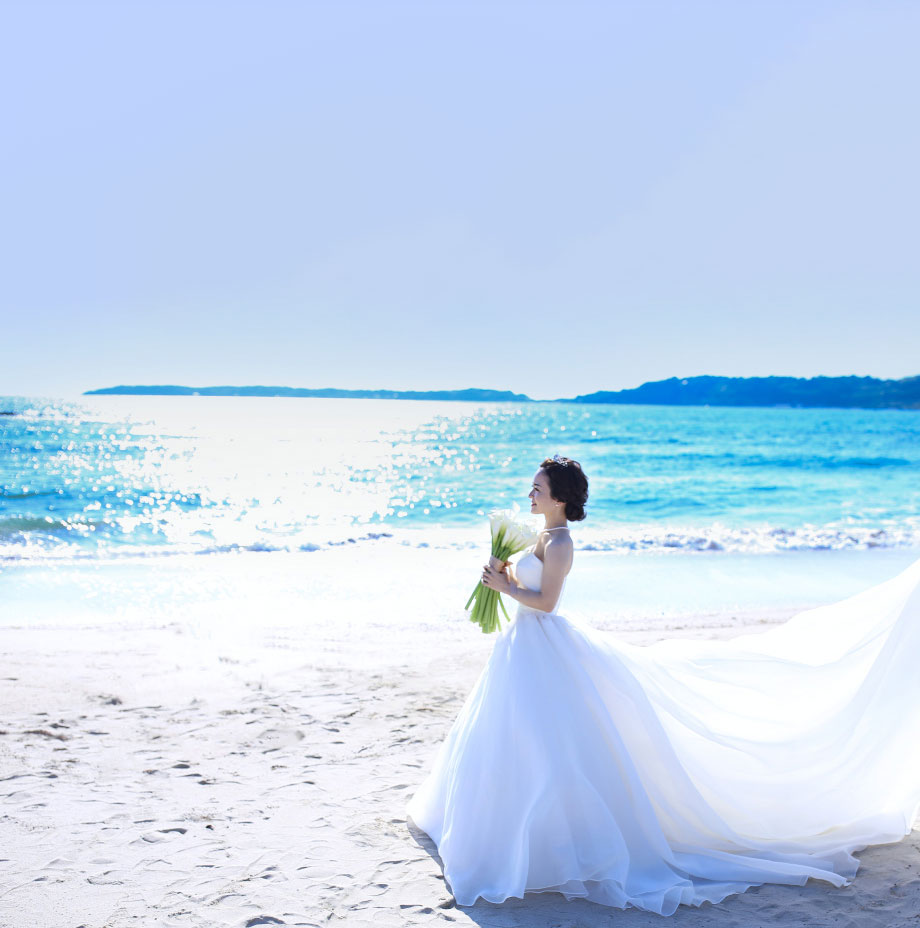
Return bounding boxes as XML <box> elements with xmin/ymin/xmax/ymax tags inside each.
<box><xmin>540</xmin><ymin>528</ymin><xmax>573</xmax><ymax>552</ymax></box>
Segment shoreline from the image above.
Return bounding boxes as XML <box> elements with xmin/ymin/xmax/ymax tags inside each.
<box><xmin>3</xmin><ymin>542</ymin><xmax>919</xmax><ymax>628</ymax></box>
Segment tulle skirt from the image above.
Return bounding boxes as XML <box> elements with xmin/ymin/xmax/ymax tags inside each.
<box><xmin>406</xmin><ymin>556</ymin><xmax>920</xmax><ymax>914</ymax></box>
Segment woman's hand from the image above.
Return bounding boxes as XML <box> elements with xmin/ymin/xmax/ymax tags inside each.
<box><xmin>481</xmin><ymin>559</ymin><xmax>511</xmax><ymax>594</ymax></box>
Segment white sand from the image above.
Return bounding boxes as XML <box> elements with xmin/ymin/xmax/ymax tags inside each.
<box><xmin>2</xmin><ymin>546</ymin><xmax>920</xmax><ymax>927</ymax></box>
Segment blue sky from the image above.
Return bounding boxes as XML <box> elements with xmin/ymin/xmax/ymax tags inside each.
<box><xmin>2</xmin><ymin>0</ymin><xmax>918</xmax><ymax>400</ymax></box>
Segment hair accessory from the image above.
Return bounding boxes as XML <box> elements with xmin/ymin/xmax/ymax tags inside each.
<box><xmin>552</xmin><ymin>453</ymin><xmax>569</xmax><ymax>467</ymax></box>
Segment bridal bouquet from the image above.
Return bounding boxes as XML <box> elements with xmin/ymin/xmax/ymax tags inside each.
<box><xmin>465</xmin><ymin>505</ymin><xmax>538</xmax><ymax>634</ymax></box>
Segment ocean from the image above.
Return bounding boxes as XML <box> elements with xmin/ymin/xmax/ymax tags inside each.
<box><xmin>2</xmin><ymin>393</ymin><xmax>919</xmax><ymax>562</ymax></box>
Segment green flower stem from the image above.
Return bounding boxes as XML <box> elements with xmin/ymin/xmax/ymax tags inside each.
<box><xmin>464</xmin><ymin>529</ymin><xmax>534</xmax><ymax>634</ymax></box>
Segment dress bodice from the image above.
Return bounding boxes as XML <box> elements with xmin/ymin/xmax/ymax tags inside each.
<box><xmin>514</xmin><ymin>546</ymin><xmax>567</xmax><ymax>617</ymax></box>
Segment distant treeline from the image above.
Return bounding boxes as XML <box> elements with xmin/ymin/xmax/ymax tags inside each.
<box><xmin>85</xmin><ymin>374</ymin><xmax>920</xmax><ymax>409</ymax></box>
<box><xmin>573</xmin><ymin>375</ymin><xmax>920</xmax><ymax>410</ymax></box>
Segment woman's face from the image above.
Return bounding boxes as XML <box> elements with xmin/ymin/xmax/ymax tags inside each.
<box><xmin>528</xmin><ymin>469</ymin><xmax>557</xmax><ymax>516</ymax></box>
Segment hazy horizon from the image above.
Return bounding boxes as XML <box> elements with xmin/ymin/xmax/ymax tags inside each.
<box><xmin>71</xmin><ymin>368</ymin><xmax>920</xmax><ymax>401</ymax></box>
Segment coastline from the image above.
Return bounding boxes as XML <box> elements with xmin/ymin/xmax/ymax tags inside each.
<box><xmin>75</xmin><ymin>372</ymin><xmax>920</xmax><ymax>409</ymax></box>
<box><xmin>2</xmin><ymin>547</ymin><xmax>920</xmax><ymax>926</ymax></box>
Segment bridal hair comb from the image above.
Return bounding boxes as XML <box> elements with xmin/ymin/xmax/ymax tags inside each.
<box><xmin>552</xmin><ymin>453</ymin><xmax>569</xmax><ymax>467</ymax></box>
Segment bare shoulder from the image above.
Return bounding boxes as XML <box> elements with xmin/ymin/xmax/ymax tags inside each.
<box><xmin>542</xmin><ymin>528</ymin><xmax>573</xmax><ymax>547</ymax></box>
<box><xmin>542</xmin><ymin>531</ymin><xmax>573</xmax><ymax>562</ymax></box>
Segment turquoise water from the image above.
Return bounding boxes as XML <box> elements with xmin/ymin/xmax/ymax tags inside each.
<box><xmin>2</xmin><ymin>393</ymin><xmax>919</xmax><ymax>560</ymax></box>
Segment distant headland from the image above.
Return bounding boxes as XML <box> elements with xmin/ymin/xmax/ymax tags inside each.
<box><xmin>85</xmin><ymin>374</ymin><xmax>920</xmax><ymax>409</ymax></box>
<box><xmin>84</xmin><ymin>385</ymin><xmax>531</xmax><ymax>403</ymax></box>
<box><xmin>571</xmin><ymin>375</ymin><xmax>920</xmax><ymax>409</ymax></box>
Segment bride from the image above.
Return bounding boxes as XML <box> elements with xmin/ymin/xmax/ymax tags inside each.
<box><xmin>405</xmin><ymin>455</ymin><xmax>920</xmax><ymax>915</ymax></box>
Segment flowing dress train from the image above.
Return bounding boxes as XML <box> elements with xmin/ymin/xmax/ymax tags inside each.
<box><xmin>406</xmin><ymin>549</ymin><xmax>920</xmax><ymax>915</ymax></box>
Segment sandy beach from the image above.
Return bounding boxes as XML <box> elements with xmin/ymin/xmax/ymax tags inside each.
<box><xmin>3</xmin><ymin>546</ymin><xmax>920</xmax><ymax>927</ymax></box>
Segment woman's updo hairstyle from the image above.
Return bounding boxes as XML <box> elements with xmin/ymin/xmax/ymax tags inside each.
<box><xmin>539</xmin><ymin>455</ymin><xmax>589</xmax><ymax>522</ymax></box>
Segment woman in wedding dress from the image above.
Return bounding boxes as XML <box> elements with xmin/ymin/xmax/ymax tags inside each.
<box><xmin>405</xmin><ymin>455</ymin><xmax>920</xmax><ymax>915</ymax></box>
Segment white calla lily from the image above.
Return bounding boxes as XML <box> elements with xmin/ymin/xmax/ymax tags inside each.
<box><xmin>465</xmin><ymin>505</ymin><xmax>540</xmax><ymax>633</ymax></box>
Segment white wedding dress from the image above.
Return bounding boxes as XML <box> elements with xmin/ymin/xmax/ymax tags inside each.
<box><xmin>406</xmin><ymin>546</ymin><xmax>920</xmax><ymax>915</ymax></box>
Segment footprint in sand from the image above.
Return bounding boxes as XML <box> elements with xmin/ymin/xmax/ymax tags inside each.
<box><xmin>135</xmin><ymin>830</ymin><xmax>186</xmax><ymax>844</ymax></box>
<box><xmin>253</xmin><ymin>727</ymin><xmax>305</xmax><ymax>753</ymax></box>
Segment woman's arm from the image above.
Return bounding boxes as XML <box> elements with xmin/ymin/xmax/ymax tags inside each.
<box><xmin>482</xmin><ymin>537</ymin><xmax>571</xmax><ymax>613</ymax></box>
